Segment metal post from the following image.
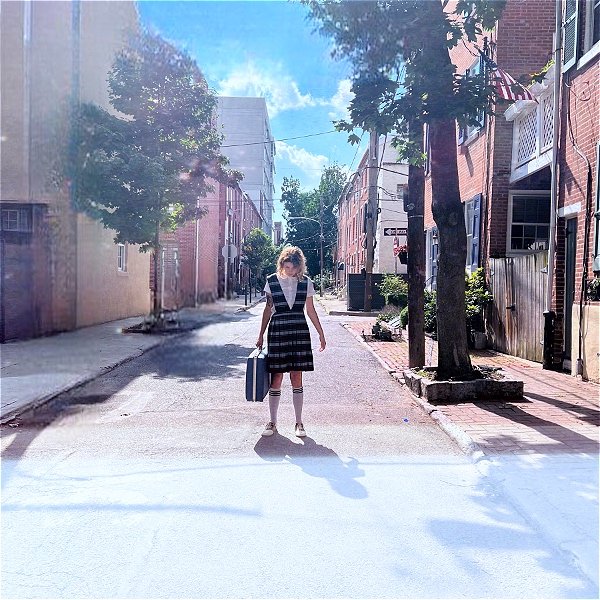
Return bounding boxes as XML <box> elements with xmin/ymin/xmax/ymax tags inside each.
<box><xmin>160</xmin><ymin>247</ymin><xmax>166</xmax><ymax>313</ymax></box>
<box><xmin>320</xmin><ymin>194</ymin><xmax>324</xmax><ymax>296</ymax></box>
<box><xmin>364</xmin><ymin>130</ymin><xmax>378</xmax><ymax>312</ymax></box>
<box><xmin>543</xmin><ymin>0</ymin><xmax>563</xmax><ymax>370</ymax></box>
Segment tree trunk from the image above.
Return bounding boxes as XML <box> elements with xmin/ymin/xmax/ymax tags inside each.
<box><xmin>406</xmin><ymin>123</ymin><xmax>425</xmax><ymax>368</ymax></box>
<box><xmin>429</xmin><ymin>118</ymin><xmax>473</xmax><ymax>379</ymax></box>
<box><xmin>152</xmin><ymin>219</ymin><xmax>161</xmax><ymax>319</ymax></box>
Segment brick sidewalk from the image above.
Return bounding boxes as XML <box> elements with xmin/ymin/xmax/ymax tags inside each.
<box><xmin>344</xmin><ymin>319</ymin><xmax>599</xmax><ymax>455</ymax></box>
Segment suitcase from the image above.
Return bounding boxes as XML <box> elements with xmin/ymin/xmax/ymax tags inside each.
<box><xmin>245</xmin><ymin>348</ymin><xmax>270</xmax><ymax>402</ymax></box>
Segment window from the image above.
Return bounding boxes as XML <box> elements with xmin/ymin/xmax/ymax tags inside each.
<box><xmin>458</xmin><ymin>57</ymin><xmax>485</xmax><ymax>144</ymax></box>
<box><xmin>509</xmin><ymin>193</ymin><xmax>551</xmax><ymax>252</ymax></box>
<box><xmin>117</xmin><ymin>243</ymin><xmax>128</xmax><ymax>272</ymax></box>
<box><xmin>427</xmin><ymin>227</ymin><xmax>438</xmax><ymax>289</ymax></box>
<box><xmin>424</xmin><ymin>124</ymin><xmax>431</xmax><ymax>175</ymax></box>
<box><xmin>563</xmin><ymin>0</ymin><xmax>580</xmax><ymax>70</ymax></box>
<box><xmin>594</xmin><ymin>0</ymin><xmax>600</xmax><ymax>45</ymax></box>
<box><xmin>396</xmin><ymin>183</ymin><xmax>408</xmax><ymax>203</ymax></box>
<box><xmin>1</xmin><ymin>207</ymin><xmax>32</xmax><ymax>232</ymax></box>
<box><xmin>564</xmin><ymin>0</ymin><xmax>600</xmax><ymax>70</ymax></box>
<box><xmin>464</xmin><ymin>194</ymin><xmax>481</xmax><ymax>271</ymax></box>
<box><xmin>584</xmin><ymin>0</ymin><xmax>600</xmax><ymax>54</ymax></box>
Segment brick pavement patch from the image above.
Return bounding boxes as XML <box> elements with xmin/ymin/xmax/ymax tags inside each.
<box><xmin>342</xmin><ymin>317</ymin><xmax>599</xmax><ymax>455</ymax></box>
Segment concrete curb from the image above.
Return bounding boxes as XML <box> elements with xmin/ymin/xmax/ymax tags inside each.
<box><xmin>235</xmin><ymin>297</ymin><xmax>264</xmax><ymax>312</ymax></box>
<box><xmin>1</xmin><ymin>338</ymin><xmax>167</xmax><ymax>425</ymax></box>
<box><xmin>341</xmin><ymin>323</ymin><xmax>398</xmax><ymax>374</ymax></box>
<box><xmin>340</xmin><ymin>320</ymin><xmax>597</xmax><ymax>586</ymax></box>
<box><xmin>315</xmin><ymin>297</ymin><xmax>379</xmax><ymax>317</ymax></box>
<box><xmin>340</xmin><ymin>322</ymin><xmax>487</xmax><ymax>460</ymax></box>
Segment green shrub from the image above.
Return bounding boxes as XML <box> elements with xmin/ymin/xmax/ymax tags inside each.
<box><xmin>424</xmin><ymin>289</ymin><xmax>437</xmax><ymax>335</ymax></box>
<box><xmin>465</xmin><ymin>268</ymin><xmax>493</xmax><ymax>332</ymax></box>
<box><xmin>376</xmin><ymin>304</ymin><xmax>401</xmax><ymax>322</ymax></box>
<box><xmin>377</xmin><ymin>274</ymin><xmax>408</xmax><ymax>308</ymax></box>
<box><xmin>400</xmin><ymin>305</ymin><xmax>409</xmax><ymax>327</ymax></box>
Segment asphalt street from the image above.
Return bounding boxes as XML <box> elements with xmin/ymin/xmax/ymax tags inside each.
<box><xmin>1</xmin><ymin>304</ymin><xmax>597</xmax><ymax>599</ymax></box>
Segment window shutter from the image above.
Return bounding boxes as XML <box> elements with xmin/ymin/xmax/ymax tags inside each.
<box><xmin>471</xmin><ymin>195</ymin><xmax>481</xmax><ymax>271</ymax></box>
<box><xmin>563</xmin><ymin>0</ymin><xmax>580</xmax><ymax>71</ymax></box>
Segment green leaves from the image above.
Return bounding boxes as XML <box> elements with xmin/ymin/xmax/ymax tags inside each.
<box><xmin>306</xmin><ymin>0</ymin><xmax>505</xmax><ymax>138</ymax></box>
<box><xmin>68</xmin><ymin>29</ymin><xmax>231</xmax><ymax>251</ymax></box>
<box><xmin>377</xmin><ymin>274</ymin><xmax>409</xmax><ymax>307</ymax></box>
<box><xmin>242</xmin><ymin>228</ymin><xmax>278</xmax><ymax>287</ymax></box>
<box><xmin>281</xmin><ymin>165</ymin><xmax>346</xmax><ymax>279</ymax></box>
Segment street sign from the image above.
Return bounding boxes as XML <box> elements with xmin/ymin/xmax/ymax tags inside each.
<box><xmin>222</xmin><ymin>245</ymin><xmax>239</xmax><ymax>260</ymax></box>
<box><xmin>384</xmin><ymin>227</ymin><xmax>407</xmax><ymax>236</ymax></box>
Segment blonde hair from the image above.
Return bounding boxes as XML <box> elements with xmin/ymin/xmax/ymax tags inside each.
<box><xmin>276</xmin><ymin>246</ymin><xmax>307</xmax><ymax>279</ymax></box>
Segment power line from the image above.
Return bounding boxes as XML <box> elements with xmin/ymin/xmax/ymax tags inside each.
<box><xmin>221</xmin><ymin>129</ymin><xmax>339</xmax><ymax>148</ymax></box>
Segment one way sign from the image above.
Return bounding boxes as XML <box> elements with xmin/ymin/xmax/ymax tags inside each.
<box><xmin>384</xmin><ymin>227</ymin><xmax>407</xmax><ymax>236</ymax></box>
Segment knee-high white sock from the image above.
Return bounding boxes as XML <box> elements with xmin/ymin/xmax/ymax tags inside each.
<box><xmin>268</xmin><ymin>388</ymin><xmax>281</xmax><ymax>423</ymax></box>
<box><xmin>292</xmin><ymin>387</ymin><xmax>304</xmax><ymax>423</ymax></box>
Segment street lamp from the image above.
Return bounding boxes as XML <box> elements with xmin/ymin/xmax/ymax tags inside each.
<box><xmin>285</xmin><ymin>213</ymin><xmax>324</xmax><ymax>297</ymax></box>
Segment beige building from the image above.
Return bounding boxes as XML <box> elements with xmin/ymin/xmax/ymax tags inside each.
<box><xmin>0</xmin><ymin>0</ymin><xmax>150</xmax><ymax>341</ymax></box>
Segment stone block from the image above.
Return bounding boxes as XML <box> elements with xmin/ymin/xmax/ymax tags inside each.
<box><xmin>403</xmin><ymin>369</ymin><xmax>524</xmax><ymax>403</ymax></box>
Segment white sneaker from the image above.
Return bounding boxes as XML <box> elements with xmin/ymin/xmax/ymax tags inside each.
<box><xmin>261</xmin><ymin>422</ymin><xmax>277</xmax><ymax>437</ymax></box>
<box><xmin>295</xmin><ymin>423</ymin><xmax>307</xmax><ymax>438</ymax></box>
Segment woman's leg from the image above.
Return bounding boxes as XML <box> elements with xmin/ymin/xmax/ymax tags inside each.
<box><xmin>268</xmin><ymin>372</ymin><xmax>284</xmax><ymax>424</ymax></box>
<box><xmin>290</xmin><ymin>371</ymin><xmax>304</xmax><ymax>426</ymax></box>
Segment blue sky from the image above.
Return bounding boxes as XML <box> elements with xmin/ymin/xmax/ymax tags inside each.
<box><xmin>137</xmin><ymin>0</ymin><xmax>366</xmax><ymax>221</ymax></box>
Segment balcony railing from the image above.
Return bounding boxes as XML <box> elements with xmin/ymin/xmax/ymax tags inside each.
<box><xmin>505</xmin><ymin>65</ymin><xmax>555</xmax><ymax>183</ymax></box>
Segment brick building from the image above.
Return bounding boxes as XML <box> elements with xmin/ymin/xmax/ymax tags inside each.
<box><xmin>336</xmin><ymin>139</ymin><xmax>408</xmax><ymax>290</ymax></box>
<box><xmin>553</xmin><ymin>0</ymin><xmax>599</xmax><ymax>381</ymax></box>
<box><xmin>337</xmin><ymin>149</ymin><xmax>368</xmax><ymax>287</ymax></box>
<box><xmin>423</xmin><ymin>0</ymin><xmax>555</xmax><ymax>362</ymax></box>
<box><xmin>421</xmin><ymin>0</ymin><xmax>598</xmax><ymax>381</ymax></box>
<box><xmin>160</xmin><ymin>179</ymin><xmax>262</xmax><ymax>309</ymax></box>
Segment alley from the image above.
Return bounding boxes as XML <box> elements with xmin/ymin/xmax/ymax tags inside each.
<box><xmin>1</xmin><ymin>304</ymin><xmax>597</xmax><ymax>599</ymax></box>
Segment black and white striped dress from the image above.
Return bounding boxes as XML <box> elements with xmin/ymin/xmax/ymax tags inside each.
<box><xmin>266</xmin><ymin>274</ymin><xmax>314</xmax><ymax>373</ymax></box>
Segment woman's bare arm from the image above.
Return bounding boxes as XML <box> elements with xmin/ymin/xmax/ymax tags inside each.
<box><xmin>305</xmin><ymin>296</ymin><xmax>326</xmax><ymax>351</ymax></box>
<box><xmin>256</xmin><ymin>295</ymin><xmax>273</xmax><ymax>348</ymax></box>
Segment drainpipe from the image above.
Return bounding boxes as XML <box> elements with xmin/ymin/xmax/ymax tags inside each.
<box><xmin>194</xmin><ymin>198</ymin><xmax>200</xmax><ymax>306</ymax></box>
<box><xmin>543</xmin><ymin>0</ymin><xmax>562</xmax><ymax>370</ymax></box>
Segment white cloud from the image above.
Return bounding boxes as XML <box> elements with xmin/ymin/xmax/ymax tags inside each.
<box><xmin>217</xmin><ymin>61</ymin><xmax>316</xmax><ymax>117</ymax></box>
<box><xmin>276</xmin><ymin>141</ymin><xmax>329</xmax><ymax>176</ymax></box>
<box><xmin>328</xmin><ymin>79</ymin><xmax>354</xmax><ymax>120</ymax></box>
<box><xmin>217</xmin><ymin>62</ymin><xmax>354</xmax><ymax>122</ymax></box>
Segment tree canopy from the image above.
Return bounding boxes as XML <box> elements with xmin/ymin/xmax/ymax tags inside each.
<box><xmin>70</xmin><ymin>29</ymin><xmax>238</xmax><ymax>251</ymax></box>
<box><xmin>306</xmin><ymin>0</ymin><xmax>507</xmax><ymax>378</ymax></box>
<box><xmin>242</xmin><ymin>228</ymin><xmax>278</xmax><ymax>288</ymax></box>
<box><xmin>281</xmin><ymin>164</ymin><xmax>346</xmax><ymax>282</ymax></box>
<box><xmin>305</xmin><ymin>0</ymin><xmax>505</xmax><ymax>153</ymax></box>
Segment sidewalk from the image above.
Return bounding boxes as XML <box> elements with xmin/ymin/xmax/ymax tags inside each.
<box><xmin>0</xmin><ymin>296</ymin><xmax>262</xmax><ymax>424</ymax></box>
<box><xmin>316</xmin><ymin>293</ymin><xmax>599</xmax><ymax>456</ymax></box>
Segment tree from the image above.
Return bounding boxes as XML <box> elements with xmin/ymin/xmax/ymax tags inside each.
<box><xmin>70</xmin><ymin>29</ymin><xmax>236</xmax><ymax>317</ymax></box>
<box><xmin>242</xmin><ymin>228</ymin><xmax>278</xmax><ymax>290</ymax></box>
<box><xmin>281</xmin><ymin>165</ymin><xmax>346</xmax><ymax>282</ymax></box>
<box><xmin>306</xmin><ymin>0</ymin><xmax>505</xmax><ymax>379</ymax></box>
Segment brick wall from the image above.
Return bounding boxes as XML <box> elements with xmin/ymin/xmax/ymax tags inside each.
<box><xmin>554</xmin><ymin>50</ymin><xmax>599</xmax><ymax>371</ymax></box>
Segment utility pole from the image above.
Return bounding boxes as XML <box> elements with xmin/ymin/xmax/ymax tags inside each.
<box><xmin>406</xmin><ymin>123</ymin><xmax>425</xmax><ymax>368</ymax></box>
<box><xmin>364</xmin><ymin>130</ymin><xmax>378</xmax><ymax>312</ymax></box>
<box><xmin>319</xmin><ymin>194</ymin><xmax>324</xmax><ymax>297</ymax></box>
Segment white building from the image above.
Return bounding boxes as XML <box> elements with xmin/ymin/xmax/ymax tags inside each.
<box><xmin>374</xmin><ymin>142</ymin><xmax>409</xmax><ymax>274</ymax></box>
<box><xmin>217</xmin><ymin>97</ymin><xmax>275</xmax><ymax>236</ymax></box>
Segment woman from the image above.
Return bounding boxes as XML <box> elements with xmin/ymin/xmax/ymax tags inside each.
<box><xmin>256</xmin><ymin>246</ymin><xmax>326</xmax><ymax>438</ymax></box>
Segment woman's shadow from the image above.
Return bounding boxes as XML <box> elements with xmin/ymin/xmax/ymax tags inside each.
<box><xmin>254</xmin><ymin>433</ymin><xmax>367</xmax><ymax>499</ymax></box>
